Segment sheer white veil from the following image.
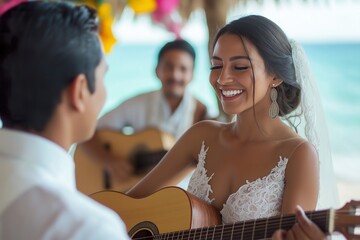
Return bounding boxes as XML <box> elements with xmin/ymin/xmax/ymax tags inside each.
<box><xmin>288</xmin><ymin>39</ymin><xmax>340</xmax><ymax>209</ymax></box>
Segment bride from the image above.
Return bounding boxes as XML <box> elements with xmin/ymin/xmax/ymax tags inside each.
<box><xmin>127</xmin><ymin>14</ymin><xmax>338</xmax><ymax>238</ymax></box>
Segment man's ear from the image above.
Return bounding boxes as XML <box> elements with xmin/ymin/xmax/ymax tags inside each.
<box><xmin>155</xmin><ymin>66</ymin><xmax>160</xmax><ymax>79</ymax></box>
<box><xmin>67</xmin><ymin>74</ymin><xmax>88</xmax><ymax>113</ymax></box>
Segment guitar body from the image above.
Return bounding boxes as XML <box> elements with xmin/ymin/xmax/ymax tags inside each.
<box><xmin>74</xmin><ymin>128</ymin><xmax>175</xmax><ymax>195</ymax></box>
<box><xmin>90</xmin><ymin>187</ymin><xmax>221</xmax><ymax>238</ymax></box>
<box><xmin>91</xmin><ymin>187</ymin><xmax>360</xmax><ymax>239</ymax></box>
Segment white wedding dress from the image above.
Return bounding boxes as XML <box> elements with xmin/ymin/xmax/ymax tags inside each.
<box><xmin>187</xmin><ymin>141</ymin><xmax>288</xmax><ymax>224</ymax></box>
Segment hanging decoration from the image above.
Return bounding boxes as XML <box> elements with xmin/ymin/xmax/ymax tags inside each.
<box><xmin>0</xmin><ymin>0</ymin><xmax>27</xmax><ymax>15</ymax></box>
<box><xmin>0</xmin><ymin>0</ymin><xmax>190</xmax><ymax>53</ymax></box>
<box><xmin>82</xmin><ymin>0</ymin><xmax>117</xmax><ymax>54</ymax></box>
<box><xmin>97</xmin><ymin>2</ymin><xmax>117</xmax><ymax>53</ymax></box>
<box><xmin>151</xmin><ymin>0</ymin><xmax>182</xmax><ymax>38</ymax></box>
<box><xmin>127</xmin><ymin>0</ymin><xmax>183</xmax><ymax>38</ymax></box>
<box><xmin>127</xmin><ymin>0</ymin><xmax>156</xmax><ymax>14</ymax></box>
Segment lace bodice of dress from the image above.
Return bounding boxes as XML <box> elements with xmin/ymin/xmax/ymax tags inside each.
<box><xmin>187</xmin><ymin>141</ymin><xmax>289</xmax><ymax>224</ymax></box>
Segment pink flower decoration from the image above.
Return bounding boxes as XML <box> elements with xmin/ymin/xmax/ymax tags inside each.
<box><xmin>152</xmin><ymin>0</ymin><xmax>182</xmax><ymax>37</ymax></box>
<box><xmin>166</xmin><ymin>20</ymin><xmax>182</xmax><ymax>39</ymax></box>
<box><xmin>0</xmin><ymin>0</ymin><xmax>26</xmax><ymax>16</ymax></box>
<box><xmin>152</xmin><ymin>0</ymin><xmax>179</xmax><ymax>22</ymax></box>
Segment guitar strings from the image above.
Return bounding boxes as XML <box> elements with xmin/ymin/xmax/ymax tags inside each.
<box><xmin>130</xmin><ymin>213</ymin><xmax>308</xmax><ymax>239</ymax></box>
<box><xmin>168</xmin><ymin>216</ymin><xmax>324</xmax><ymax>239</ymax></box>
<box><xmin>135</xmin><ymin>214</ymin><xmax>354</xmax><ymax>240</ymax></box>
<box><xmin>132</xmin><ymin>209</ymin><xmax>359</xmax><ymax>240</ymax></box>
<box><xmin>198</xmin><ymin>215</ymin><xmax>326</xmax><ymax>239</ymax></box>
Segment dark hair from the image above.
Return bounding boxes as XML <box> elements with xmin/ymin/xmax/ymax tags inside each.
<box><xmin>212</xmin><ymin>15</ymin><xmax>301</xmax><ymax>117</ymax></box>
<box><xmin>157</xmin><ymin>39</ymin><xmax>196</xmax><ymax>67</ymax></box>
<box><xmin>0</xmin><ymin>1</ymin><xmax>101</xmax><ymax>131</ymax></box>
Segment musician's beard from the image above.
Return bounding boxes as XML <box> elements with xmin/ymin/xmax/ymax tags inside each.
<box><xmin>162</xmin><ymin>78</ymin><xmax>186</xmax><ymax>99</ymax></box>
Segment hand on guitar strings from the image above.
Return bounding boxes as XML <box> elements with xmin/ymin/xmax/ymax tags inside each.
<box><xmin>272</xmin><ymin>205</ymin><xmax>326</xmax><ymax>240</ymax></box>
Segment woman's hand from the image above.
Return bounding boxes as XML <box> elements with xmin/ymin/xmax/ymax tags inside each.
<box><xmin>272</xmin><ymin>206</ymin><xmax>326</xmax><ymax>240</ymax></box>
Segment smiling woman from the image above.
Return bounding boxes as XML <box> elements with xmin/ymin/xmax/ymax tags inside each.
<box><xmin>124</xmin><ymin>15</ymin><xmax>334</xmax><ymax>239</ymax></box>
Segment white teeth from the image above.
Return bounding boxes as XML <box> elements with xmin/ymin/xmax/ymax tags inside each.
<box><xmin>221</xmin><ymin>89</ymin><xmax>243</xmax><ymax>97</ymax></box>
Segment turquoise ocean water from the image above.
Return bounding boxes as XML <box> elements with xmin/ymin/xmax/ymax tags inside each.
<box><xmin>104</xmin><ymin>42</ymin><xmax>360</xmax><ymax>181</ymax></box>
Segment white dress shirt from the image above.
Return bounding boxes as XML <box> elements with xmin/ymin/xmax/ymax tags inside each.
<box><xmin>0</xmin><ymin>128</ymin><xmax>130</xmax><ymax>240</ymax></box>
<box><xmin>97</xmin><ymin>90</ymin><xmax>197</xmax><ymax>140</ymax></box>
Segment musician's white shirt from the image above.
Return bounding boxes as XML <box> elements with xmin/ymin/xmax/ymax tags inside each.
<box><xmin>0</xmin><ymin>128</ymin><xmax>130</xmax><ymax>240</ymax></box>
<box><xmin>97</xmin><ymin>90</ymin><xmax>199</xmax><ymax>140</ymax></box>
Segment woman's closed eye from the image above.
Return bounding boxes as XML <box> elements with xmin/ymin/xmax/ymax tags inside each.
<box><xmin>234</xmin><ymin>66</ymin><xmax>249</xmax><ymax>71</ymax></box>
<box><xmin>210</xmin><ymin>65</ymin><xmax>222</xmax><ymax>70</ymax></box>
<box><xmin>210</xmin><ymin>65</ymin><xmax>250</xmax><ymax>71</ymax></box>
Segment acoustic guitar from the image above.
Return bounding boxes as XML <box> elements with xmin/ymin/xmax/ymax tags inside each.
<box><xmin>90</xmin><ymin>187</ymin><xmax>360</xmax><ymax>239</ymax></box>
<box><xmin>74</xmin><ymin>128</ymin><xmax>176</xmax><ymax>195</ymax></box>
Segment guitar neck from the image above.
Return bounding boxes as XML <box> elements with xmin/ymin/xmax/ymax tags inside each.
<box><xmin>153</xmin><ymin>209</ymin><xmax>333</xmax><ymax>240</ymax></box>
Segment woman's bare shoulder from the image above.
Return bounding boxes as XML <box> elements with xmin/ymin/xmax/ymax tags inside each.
<box><xmin>190</xmin><ymin>120</ymin><xmax>228</xmax><ymax>137</ymax></box>
<box><xmin>294</xmin><ymin>140</ymin><xmax>318</xmax><ymax>161</ymax></box>
<box><xmin>193</xmin><ymin>119</ymin><xmax>225</xmax><ymax>129</ymax></box>
<box><xmin>176</xmin><ymin>120</ymin><xmax>227</xmax><ymax>147</ymax></box>
<box><xmin>284</xmin><ymin>137</ymin><xmax>317</xmax><ymax>159</ymax></box>
<box><xmin>283</xmin><ymin>137</ymin><xmax>319</xmax><ymax>175</ymax></box>
<box><xmin>275</xmin><ymin>134</ymin><xmax>316</xmax><ymax>158</ymax></box>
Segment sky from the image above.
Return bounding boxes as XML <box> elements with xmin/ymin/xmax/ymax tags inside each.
<box><xmin>113</xmin><ymin>0</ymin><xmax>360</xmax><ymax>44</ymax></box>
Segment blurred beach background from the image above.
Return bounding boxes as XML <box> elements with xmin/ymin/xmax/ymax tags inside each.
<box><xmin>1</xmin><ymin>0</ymin><xmax>356</xmax><ymax>209</ymax></box>
<box><xmin>102</xmin><ymin>0</ymin><xmax>360</xmax><ymax>207</ymax></box>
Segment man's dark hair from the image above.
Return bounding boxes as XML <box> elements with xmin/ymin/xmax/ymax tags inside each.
<box><xmin>0</xmin><ymin>1</ymin><xmax>101</xmax><ymax>131</ymax></box>
<box><xmin>157</xmin><ymin>39</ymin><xmax>196</xmax><ymax>66</ymax></box>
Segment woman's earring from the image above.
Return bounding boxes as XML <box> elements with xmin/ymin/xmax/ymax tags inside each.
<box><xmin>269</xmin><ymin>85</ymin><xmax>279</xmax><ymax>119</ymax></box>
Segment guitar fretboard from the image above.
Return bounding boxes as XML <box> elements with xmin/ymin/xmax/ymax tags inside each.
<box><xmin>152</xmin><ymin>209</ymin><xmax>331</xmax><ymax>240</ymax></box>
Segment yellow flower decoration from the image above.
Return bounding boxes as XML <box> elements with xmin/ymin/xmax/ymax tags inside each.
<box><xmin>98</xmin><ymin>3</ymin><xmax>117</xmax><ymax>54</ymax></box>
<box><xmin>128</xmin><ymin>0</ymin><xmax>156</xmax><ymax>14</ymax></box>
<box><xmin>79</xmin><ymin>0</ymin><xmax>117</xmax><ymax>54</ymax></box>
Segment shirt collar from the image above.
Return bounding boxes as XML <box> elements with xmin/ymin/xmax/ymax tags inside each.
<box><xmin>159</xmin><ymin>89</ymin><xmax>191</xmax><ymax>113</ymax></box>
<box><xmin>0</xmin><ymin>128</ymin><xmax>76</xmax><ymax>190</ymax></box>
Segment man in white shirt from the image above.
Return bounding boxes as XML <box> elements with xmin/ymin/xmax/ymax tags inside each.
<box><xmin>79</xmin><ymin>40</ymin><xmax>214</xmax><ymax>183</ymax></box>
<box><xmin>0</xmin><ymin>2</ymin><xmax>130</xmax><ymax>239</ymax></box>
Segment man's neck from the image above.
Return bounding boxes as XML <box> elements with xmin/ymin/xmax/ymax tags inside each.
<box><xmin>165</xmin><ymin>95</ymin><xmax>183</xmax><ymax>113</ymax></box>
<box><xmin>4</xmin><ymin>126</ymin><xmax>71</xmax><ymax>152</ymax></box>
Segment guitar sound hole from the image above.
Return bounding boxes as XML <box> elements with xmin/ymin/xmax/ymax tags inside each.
<box><xmin>132</xmin><ymin>150</ymin><xmax>168</xmax><ymax>174</ymax></box>
<box><xmin>129</xmin><ymin>221</ymin><xmax>159</xmax><ymax>240</ymax></box>
<box><xmin>132</xmin><ymin>230</ymin><xmax>154</xmax><ymax>239</ymax></box>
